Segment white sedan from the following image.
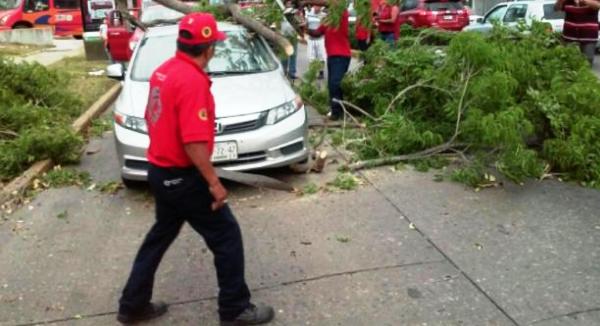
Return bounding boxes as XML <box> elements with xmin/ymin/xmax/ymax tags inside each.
<box><xmin>107</xmin><ymin>23</ymin><xmax>309</xmax><ymax>186</ymax></box>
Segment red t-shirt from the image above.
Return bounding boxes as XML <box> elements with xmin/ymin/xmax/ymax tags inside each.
<box><xmin>318</xmin><ymin>10</ymin><xmax>352</xmax><ymax>57</ymax></box>
<box><xmin>355</xmin><ymin>21</ymin><xmax>370</xmax><ymax>41</ymax></box>
<box><xmin>145</xmin><ymin>51</ymin><xmax>215</xmax><ymax>168</ymax></box>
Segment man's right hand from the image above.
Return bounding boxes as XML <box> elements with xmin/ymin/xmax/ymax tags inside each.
<box><xmin>209</xmin><ymin>181</ymin><xmax>228</xmax><ymax>211</ymax></box>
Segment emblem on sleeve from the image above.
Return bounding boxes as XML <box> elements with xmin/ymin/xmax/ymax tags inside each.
<box><xmin>198</xmin><ymin>108</ymin><xmax>208</xmax><ymax>121</ymax></box>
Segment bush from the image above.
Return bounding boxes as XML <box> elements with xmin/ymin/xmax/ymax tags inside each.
<box><xmin>0</xmin><ymin>57</ymin><xmax>84</xmax><ymax>181</ymax></box>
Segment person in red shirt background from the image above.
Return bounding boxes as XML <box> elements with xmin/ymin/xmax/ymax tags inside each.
<box><xmin>555</xmin><ymin>0</ymin><xmax>600</xmax><ymax>65</ymax></box>
<box><xmin>308</xmin><ymin>1</ymin><xmax>352</xmax><ymax>120</ymax></box>
<box><xmin>117</xmin><ymin>12</ymin><xmax>275</xmax><ymax>326</ymax></box>
<box><xmin>375</xmin><ymin>0</ymin><xmax>399</xmax><ymax>45</ymax></box>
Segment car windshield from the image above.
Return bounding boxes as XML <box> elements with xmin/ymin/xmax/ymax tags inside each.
<box><xmin>0</xmin><ymin>0</ymin><xmax>21</xmax><ymax>10</ymax></box>
<box><xmin>425</xmin><ymin>1</ymin><xmax>464</xmax><ymax>11</ymax></box>
<box><xmin>140</xmin><ymin>5</ymin><xmax>184</xmax><ymax>24</ymax></box>
<box><xmin>131</xmin><ymin>30</ymin><xmax>279</xmax><ymax>81</ymax></box>
<box><xmin>543</xmin><ymin>4</ymin><xmax>565</xmax><ymax>20</ymax></box>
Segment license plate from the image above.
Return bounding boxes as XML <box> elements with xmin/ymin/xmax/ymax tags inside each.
<box><xmin>211</xmin><ymin>142</ymin><xmax>238</xmax><ymax>162</ymax></box>
<box><xmin>443</xmin><ymin>15</ymin><xmax>454</xmax><ymax>20</ymax></box>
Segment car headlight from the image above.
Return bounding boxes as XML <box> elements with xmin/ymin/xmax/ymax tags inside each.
<box><xmin>0</xmin><ymin>16</ymin><xmax>9</xmax><ymax>25</ymax></box>
<box><xmin>265</xmin><ymin>96</ymin><xmax>303</xmax><ymax>125</ymax></box>
<box><xmin>114</xmin><ymin>111</ymin><xmax>147</xmax><ymax>134</ymax></box>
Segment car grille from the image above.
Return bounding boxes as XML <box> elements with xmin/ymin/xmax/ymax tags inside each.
<box><xmin>219</xmin><ymin>114</ymin><xmax>266</xmax><ymax>135</ymax></box>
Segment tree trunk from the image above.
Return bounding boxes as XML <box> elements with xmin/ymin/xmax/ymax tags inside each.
<box><xmin>151</xmin><ymin>0</ymin><xmax>295</xmax><ymax>56</ymax></box>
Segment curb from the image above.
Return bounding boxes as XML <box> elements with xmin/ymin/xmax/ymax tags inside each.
<box><xmin>0</xmin><ymin>82</ymin><xmax>122</xmax><ymax>206</ymax></box>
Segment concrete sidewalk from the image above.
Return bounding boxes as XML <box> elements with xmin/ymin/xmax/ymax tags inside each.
<box><xmin>12</xmin><ymin>38</ymin><xmax>84</xmax><ymax>66</ymax></box>
<box><xmin>0</xmin><ymin>126</ymin><xmax>599</xmax><ymax>326</ymax></box>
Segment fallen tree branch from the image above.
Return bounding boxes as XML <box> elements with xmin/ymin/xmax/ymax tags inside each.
<box><xmin>151</xmin><ymin>0</ymin><xmax>294</xmax><ymax>56</ymax></box>
<box><xmin>347</xmin><ymin>70</ymin><xmax>475</xmax><ymax>171</ymax></box>
<box><xmin>216</xmin><ymin>168</ymin><xmax>294</xmax><ymax>191</ymax></box>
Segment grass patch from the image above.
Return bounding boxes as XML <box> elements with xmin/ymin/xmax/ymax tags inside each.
<box><xmin>50</xmin><ymin>56</ymin><xmax>116</xmax><ymax>110</ymax></box>
<box><xmin>41</xmin><ymin>166</ymin><xmax>91</xmax><ymax>188</ymax></box>
<box><xmin>89</xmin><ymin>114</ymin><xmax>113</xmax><ymax>137</ymax></box>
<box><xmin>328</xmin><ymin>173</ymin><xmax>360</xmax><ymax>191</ymax></box>
<box><xmin>0</xmin><ymin>43</ymin><xmax>53</xmax><ymax>56</ymax></box>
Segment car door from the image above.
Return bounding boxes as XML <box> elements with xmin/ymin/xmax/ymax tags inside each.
<box><xmin>502</xmin><ymin>3</ymin><xmax>528</xmax><ymax>30</ymax></box>
<box><xmin>106</xmin><ymin>10</ymin><xmax>132</xmax><ymax>61</ymax></box>
<box><xmin>464</xmin><ymin>3</ymin><xmax>507</xmax><ymax>32</ymax></box>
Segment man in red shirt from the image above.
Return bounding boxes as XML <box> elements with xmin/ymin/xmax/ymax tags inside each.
<box><xmin>556</xmin><ymin>0</ymin><xmax>600</xmax><ymax>65</ymax></box>
<box><xmin>375</xmin><ymin>0</ymin><xmax>399</xmax><ymax>45</ymax></box>
<box><xmin>308</xmin><ymin>3</ymin><xmax>352</xmax><ymax>120</ymax></box>
<box><xmin>117</xmin><ymin>13</ymin><xmax>274</xmax><ymax>326</ymax></box>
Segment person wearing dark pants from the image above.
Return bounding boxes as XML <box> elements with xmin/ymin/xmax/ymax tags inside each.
<box><xmin>308</xmin><ymin>3</ymin><xmax>352</xmax><ymax>121</ymax></box>
<box><xmin>327</xmin><ymin>56</ymin><xmax>351</xmax><ymax>118</ymax></box>
<box><xmin>117</xmin><ymin>12</ymin><xmax>274</xmax><ymax>326</ymax></box>
<box><xmin>555</xmin><ymin>0</ymin><xmax>600</xmax><ymax>65</ymax></box>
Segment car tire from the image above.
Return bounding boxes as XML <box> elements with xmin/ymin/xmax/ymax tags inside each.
<box><xmin>121</xmin><ymin>177</ymin><xmax>145</xmax><ymax>189</ymax></box>
<box><xmin>12</xmin><ymin>23</ymin><xmax>31</xmax><ymax>29</ymax></box>
<box><xmin>73</xmin><ymin>35</ymin><xmax>83</xmax><ymax>40</ymax></box>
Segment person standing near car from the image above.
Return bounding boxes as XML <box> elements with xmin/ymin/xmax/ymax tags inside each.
<box><xmin>555</xmin><ymin>0</ymin><xmax>600</xmax><ymax>65</ymax></box>
<box><xmin>375</xmin><ymin>0</ymin><xmax>399</xmax><ymax>45</ymax></box>
<box><xmin>116</xmin><ymin>12</ymin><xmax>274</xmax><ymax>326</ymax></box>
<box><xmin>306</xmin><ymin>5</ymin><xmax>327</xmax><ymax>79</ymax></box>
<box><xmin>307</xmin><ymin>0</ymin><xmax>352</xmax><ymax>121</ymax></box>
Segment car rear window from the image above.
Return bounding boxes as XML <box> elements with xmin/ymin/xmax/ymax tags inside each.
<box><xmin>543</xmin><ymin>4</ymin><xmax>565</xmax><ymax>20</ymax></box>
<box><xmin>425</xmin><ymin>1</ymin><xmax>464</xmax><ymax>11</ymax></box>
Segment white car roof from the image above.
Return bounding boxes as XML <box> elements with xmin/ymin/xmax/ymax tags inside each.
<box><xmin>144</xmin><ymin>22</ymin><xmax>246</xmax><ymax>38</ymax></box>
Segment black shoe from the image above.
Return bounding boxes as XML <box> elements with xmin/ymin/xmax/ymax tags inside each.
<box><xmin>326</xmin><ymin>112</ymin><xmax>342</xmax><ymax>121</ymax></box>
<box><xmin>117</xmin><ymin>301</ymin><xmax>168</xmax><ymax>324</ymax></box>
<box><xmin>220</xmin><ymin>303</ymin><xmax>275</xmax><ymax>325</ymax></box>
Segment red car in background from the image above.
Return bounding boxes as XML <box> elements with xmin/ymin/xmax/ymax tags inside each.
<box><xmin>398</xmin><ymin>0</ymin><xmax>469</xmax><ymax>31</ymax></box>
<box><xmin>105</xmin><ymin>2</ymin><xmax>185</xmax><ymax>62</ymax></box>
<box><xmin>0</xmin><ymin>0</ymin><xmax>84</xmax><ymax>37</ymax></box>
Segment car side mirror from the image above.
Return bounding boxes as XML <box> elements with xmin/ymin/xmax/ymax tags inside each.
<box><xmin>106</xmin><ymin>63</ymin><xmax>124</xmax><ymax>80</ymax></box>
<box><xmin>476</xmin><ymin>17</ymin><xmax>483</xmax><ymax>23</ymax></box>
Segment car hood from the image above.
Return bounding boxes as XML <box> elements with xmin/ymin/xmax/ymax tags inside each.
<box><xmin>119</xmin><ymin>70</ymin><xmax>295</xmax><ymax>118</ymax></box>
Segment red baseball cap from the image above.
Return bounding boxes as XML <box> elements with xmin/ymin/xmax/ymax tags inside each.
<box><xmin>178</xmin><ymin>12</ymin><xmax>227</xmax><ymax>45</ymax></box>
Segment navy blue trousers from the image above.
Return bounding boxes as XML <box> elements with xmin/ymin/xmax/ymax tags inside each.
<box><xmin>327</xmin><ymin>56</ymin><xmax>351</xmax><ymax>118</ymax></box>
<box><xmin>119</xmin><ymin>165</ymin><xmax>251</xmax><ymax>321</ymax></box>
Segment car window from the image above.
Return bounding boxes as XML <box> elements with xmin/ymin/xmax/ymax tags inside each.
<box><xmin>484</xmin><ymin>5</ymin><xmax>507</xmax><ymax>23</ymax></box>
<box><xmin>0</xmin><ymin>0</ymin><xmax>22</xmax><ymax>10</ymax></box>
<box><xmin>140</xmin><ymin>5</ymin><xmax>185</xmax><ymax>24</ymax></box>
<box><xmin>425</xmin><ymin>1</ymin><xmax>464</xmax><ymax>11</ymax></box>
<box><xmin>401</xmin><ymin>0</ymin><xmax>418</xmax><ymax>11</ymax></box>
<box><xmin>543</xmin><ymin>3</ymin><xmax>564</xmax><ymax>20</ymax></box>
<box><xmin>503</xmin><ymin>4</ymin><xmax>528</xmax><ymax>23</ymax></box>
<box><xmin>55</xmin><ymin>0</ymin><xmax>78</xmax><ymax>9</ymax></box>
<box><xmin>131</xmin><ymin>30</ymin><xmax>279</xmax><ymax>81</ymax></box>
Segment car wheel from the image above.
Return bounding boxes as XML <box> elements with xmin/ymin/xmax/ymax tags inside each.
<box><xmin>73</xmin><ymin>35</ymin><xmax>83</xmax><ymax>40</ymax></box>
<box><xmin>12</xmin><ymin>23</ymin><xmax>31</xmax><ymax>29</ymax></box>
<box><xmin>121</xmin><ymin>177</ymin><xmax>145</xmax><ymax>189</ymax></box>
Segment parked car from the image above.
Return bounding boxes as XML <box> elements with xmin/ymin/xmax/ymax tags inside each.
<box><xmin>398</xmin><ymin>0</ymin><xmax>470</xmax><ymax>31</ymax></box>
<box><xmin>0</xmin><ymin>0</ymin><xmax>86</xmax><ymax>37</ymax></box>
<box><xmin>106</xmin><ymin>24</ymin><xmax>309</xmax><ymax>186</ymax></box>
<box><xmin>464</xmin><ymin>0</ymin><xmax>564</xmax><ymax>33</ymax></box>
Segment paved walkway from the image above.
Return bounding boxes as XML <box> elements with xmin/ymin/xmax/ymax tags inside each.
<box><xmin>12</xmin><ymin>38</ymin><xmax>84</xmax><ymax>66</ymax></box>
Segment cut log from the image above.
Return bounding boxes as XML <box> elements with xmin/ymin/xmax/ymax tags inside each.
<box><xmin>151</xmin><ymin>0</ymin><xmax>294</xmax><ymax>56</ymax></box>
<box><xmin>312</xmin><ymin>150</ymin><xmax>327</xmax><ymax>173</ymax></box>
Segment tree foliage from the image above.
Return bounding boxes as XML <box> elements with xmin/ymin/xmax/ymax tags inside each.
<box><xmin>325</xmin><ymin>24</ymin><xmax>600</xmax><ymax>187</ymax></box>
<box><xmin>0</xmin><ymin>58</ymin><xmax>83</xmax><ymax>181</ymax></box>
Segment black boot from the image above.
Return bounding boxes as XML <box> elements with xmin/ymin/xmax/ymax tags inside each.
<box><xmin>117</xmin><ymin>301</ymin><xmax>168</xmax><ymax>324</ymax></box>
<box><xmin>220</xmin><ymin>303</ymin><xmax>275</xmax><ymax>325</ymax></box>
